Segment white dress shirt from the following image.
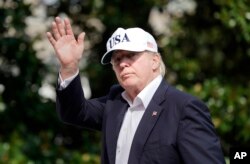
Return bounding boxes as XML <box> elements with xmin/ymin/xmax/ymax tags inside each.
<box><xmin>115</xmin><ymin>75</ymin><xmax>163</xmax><ymax>164</ymax></box>
<box><xmin>58</xmin><ymin>70</ymin><xmax>79</xmax><ymax>90</ymax></box>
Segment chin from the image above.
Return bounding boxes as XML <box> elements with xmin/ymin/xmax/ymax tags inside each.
<box><xmin>121</xmin><ymin>80</ymin><xmax>140</xmax><ymax>89</ymax></box>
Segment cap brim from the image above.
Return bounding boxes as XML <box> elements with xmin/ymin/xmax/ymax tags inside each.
<box><xmin>101</xmin><ymin>51</ymin><xmax>113</xmax><ymax>65</ymax></box>
<box><xmin>101</xmin><ymin>43</ymin><xmax>146</xmax><ymax>65</ymax></box>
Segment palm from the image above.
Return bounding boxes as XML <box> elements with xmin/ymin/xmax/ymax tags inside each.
<box><xmin>55</xmin><ymin>35</ymin><xmax>83</xmax><ymax>67</ymax></box>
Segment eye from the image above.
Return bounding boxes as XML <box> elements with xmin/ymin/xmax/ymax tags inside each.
<box><xmin>111</xmin><ymin>55</ymin><xmax>121</xmax><ymax>65</ymax></box>
<box><xmin>126</xmin><ymin>52</ymin><xmax>136</xmax><ymax>60</ymax></box>
<box><xmin>115</xmin><ymin>56</ymin><xmax>122</xmax><ymax>63</ymax></box>
<box><xmin>110</xmin><ymin>52</ymin><xmax>140</xmax><ymax>66</ymax></box>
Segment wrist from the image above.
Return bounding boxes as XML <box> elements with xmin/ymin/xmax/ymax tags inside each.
<box><xmin>60</xmin><ymin>65</ymin><xmax>79</xmax><ymax>80</ymax></box>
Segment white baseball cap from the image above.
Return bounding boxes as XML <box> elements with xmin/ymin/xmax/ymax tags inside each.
<box><xmin>101</xmin><ymin>27</ymin><xmax>158</xmax><ymax>65</ymax></box>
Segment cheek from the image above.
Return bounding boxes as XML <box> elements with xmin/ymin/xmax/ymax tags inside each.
<box><xmin>113</xmin><ymin>69</ymin><xmax>125</xmax><ymax>84</ymax></box>
<box><xmin>114</xmin><ymin>71</ymin><xmax>121</xmax><ymax>80</ymax></box>
<box><xmin>137</xmin><ymin>61</ymin><xmax>154</xmax><ymax>74</ymax></box>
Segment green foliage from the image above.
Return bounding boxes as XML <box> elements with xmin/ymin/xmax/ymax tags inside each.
<box><xmin>0</xmin><ymin>0</ymin><xmax>249</xmax><ymax>162</ymax></box>
<box><xmin>0</xmin><ymin>0</ymin><xmax>100</xmax><ymax>163</ymax></box>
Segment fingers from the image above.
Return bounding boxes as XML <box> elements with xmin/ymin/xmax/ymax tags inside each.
<box><xmin>47</xmin><ymin>16</ymin><xmax>85</xmax><ymax>47</ymax></box>
<box><xmin>46</xmin><ymin>32</ymin><xmax>57</xmax><ymax>47</ymax></box>
<box><xmin>50</xmin><ymin>17</ymin><xmax>67</xmax><ymax>41</ymax></box>
<box><xmin>51</xmin><ymin>21</ymin><xmax>61</xmax><ymax>40</ymax></box>
<box><xmin>64</xmin><ymin>18</ymin><xmax>74</xmax><ymax>36</ymax></box>
<box><xmin>55</xmin><ymin>17</ymin><xmax>66</xmax><ymax>36</ymax></box>
<box><xmin>77</xmin><ymin>32</ymin><xmax>85</xmax><ymax>45</ymax></box>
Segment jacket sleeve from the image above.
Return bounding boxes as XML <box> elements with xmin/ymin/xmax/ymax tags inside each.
<box><xmin>56</xmin><ymin>74</ymin><xmax>107</xmax><ymax>131</ymax></box>
<box><xmin>177</xmin><ymin>99</ymin><xmax>225</xmax><ymax>164</ymax></box>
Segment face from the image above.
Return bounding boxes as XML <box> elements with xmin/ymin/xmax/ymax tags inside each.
<box><xmin>111</xmin><ymin>50</ymin><xmax>160</xmax><ymax>99</ymax></box>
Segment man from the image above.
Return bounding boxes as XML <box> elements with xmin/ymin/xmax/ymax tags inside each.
<box><xmin>47</xmin><ymin>17</ymin><xmax>225</xmax><ymax>164</ymax></box>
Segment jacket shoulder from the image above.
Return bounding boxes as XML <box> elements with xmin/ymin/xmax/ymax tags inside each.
<box><xmin>107</xmin><ymin>84</ymin><xmax>124</xmax><ymax>100</ymax></box>
<box><xmin>166</xmin><ymin>84</ymin><xmax>201</xmax><ymax>103</ymax></box>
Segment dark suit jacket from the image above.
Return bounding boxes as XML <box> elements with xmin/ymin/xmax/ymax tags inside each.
<box><xmin>56</xmin><ymin>74</ymin><xmax>225</xmax><ymax>164</ymax></box>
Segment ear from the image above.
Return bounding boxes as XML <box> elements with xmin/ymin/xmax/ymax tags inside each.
<box><xmin>152</xmin><ymin>54</ymin><xmax>161</xmax><ymax>70</ymax></box>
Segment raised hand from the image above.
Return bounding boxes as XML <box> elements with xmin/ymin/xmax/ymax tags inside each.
<box><xmin>47</xmin><ymin>17</ymin><xmax>85</xmax><ymax>79</ymax></box>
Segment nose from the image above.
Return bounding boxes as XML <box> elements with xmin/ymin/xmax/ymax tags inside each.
<box><xmin>118</xmin><ymin>57</ymin><xmax>130</xmax><ymax>68</ymax></box>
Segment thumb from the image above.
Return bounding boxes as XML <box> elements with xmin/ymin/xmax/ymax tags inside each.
<box><xmin>77</xmin><ymin>32</ymin><xmax>85</xmax><ymax>45</ymax></box>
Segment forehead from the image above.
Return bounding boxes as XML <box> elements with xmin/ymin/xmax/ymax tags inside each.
<box><xmin>112</xmin><ymin>50</ymin><xmax>136</xmax><ymax>57</ymax></box>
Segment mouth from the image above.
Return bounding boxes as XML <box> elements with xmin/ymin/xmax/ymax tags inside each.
<box><xmin>120</xmin><ymin>72</ymin><xmax>133</xmax><ymax>79</ymax></box>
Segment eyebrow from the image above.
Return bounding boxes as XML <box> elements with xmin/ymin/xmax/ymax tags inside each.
<box><xmin>112</xmin><ymin>51</ymin><xmax>131</xmax><ymax>57</ymax></box>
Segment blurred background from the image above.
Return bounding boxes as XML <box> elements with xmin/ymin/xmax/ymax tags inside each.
<box><xmin>0</xmin><ymin>0</ymin><xmax>249</xmax><ymax>163</ymax></box>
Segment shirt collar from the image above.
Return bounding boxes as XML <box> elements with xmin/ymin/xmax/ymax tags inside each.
<box><xmin>122</xmin><ymin>75</ymin><xmax>163</xmax><ymax>108</ymax></box>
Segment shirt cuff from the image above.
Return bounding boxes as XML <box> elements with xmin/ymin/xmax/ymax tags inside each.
<box><xmin>58</xmin><ymin>69</ymin><xmax>79</xmax><ymax>90</ymax></box>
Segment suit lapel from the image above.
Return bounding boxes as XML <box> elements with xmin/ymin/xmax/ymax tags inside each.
<box><xmin>128</xmin><ymin>80</ymin><xmax>169</xmax><ymax>163</ymax></box>
<box><xmin>105</xmin><ymin>96</ymin><xmax>128</xmax><ymax>164</ymax></box>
